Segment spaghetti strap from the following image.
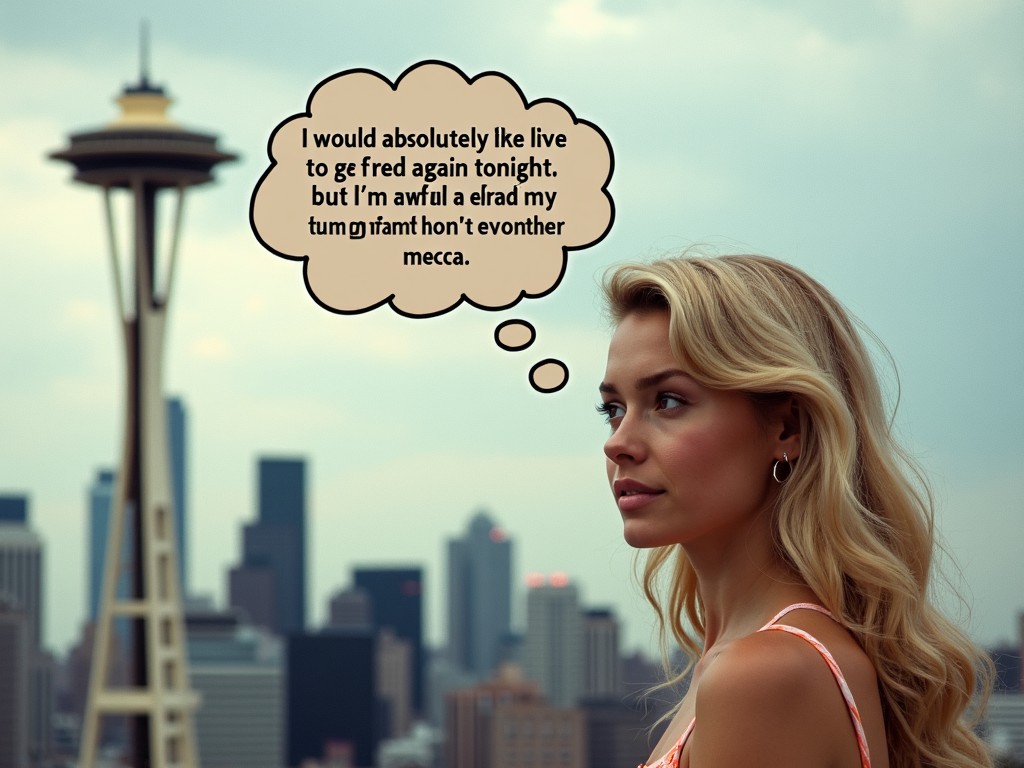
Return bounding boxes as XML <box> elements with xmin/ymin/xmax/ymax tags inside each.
<box><xmin>636</xmin><ymin>604</ymin><xmax>872</xmax><ymax>768</ymax></box>
<box><xmin>760</xmin><ymin>606</ymin><xmax>873</xmax><ymax>768</ymax></box>
<box><xmin>761</xmin><ymin>601</ymin><xmax>836</xmax><ymax>628</ymax></box>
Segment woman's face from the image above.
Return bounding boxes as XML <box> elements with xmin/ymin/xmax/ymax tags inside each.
<box><xmin>600</xmin><ymin>310</ymin><xmax>783</xmax><ymax>550</ymax></box>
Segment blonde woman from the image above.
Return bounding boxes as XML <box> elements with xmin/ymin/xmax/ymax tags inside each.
<box><xmin>598</xmin><ymin>255</ymin><xmax>991</xmax><ymax>768</ymax></box>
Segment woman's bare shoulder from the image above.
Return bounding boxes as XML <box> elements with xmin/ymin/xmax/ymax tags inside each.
<box><xmin>689</xmin><ymin>629</ymin><xmax>865</xmax><ymax>767</ymax></box>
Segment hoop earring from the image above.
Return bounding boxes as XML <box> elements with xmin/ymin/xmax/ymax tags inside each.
<box><xmin>772</xmin><ymin>452</ymin><xmax>792</xmax><ymax>484</ymax></box>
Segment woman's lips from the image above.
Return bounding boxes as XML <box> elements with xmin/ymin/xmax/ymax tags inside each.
<box><xmin>613</xmin><ymin>479</ymin><xmax>665</xmax><ymax>513</ymax></box>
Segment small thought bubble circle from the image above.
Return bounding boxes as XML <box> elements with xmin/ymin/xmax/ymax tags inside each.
<box><xmin>250</xmin><ymin>59</ymin><xmax>614</xmax><ymax>318</ymax></box>
<box><xmin>494</xmin><ymin>319</ymin><xmax>536</xmax><ymax>351</ymax></box>
<box><xmin>529</xmin><ymin>359</ymin><xmax>569</xmax><ymax>394</ymax></box>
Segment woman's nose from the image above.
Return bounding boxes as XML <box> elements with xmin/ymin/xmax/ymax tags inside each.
<box><xmin>603</xmin><ymin>413</ymin><xmax>646</xmax><ymax>465</ymax></box>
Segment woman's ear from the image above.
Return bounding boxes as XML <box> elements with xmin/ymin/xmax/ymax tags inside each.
<box><xmin>775</xmin><ymin>396</ymin><xmax>801</xmax><ymax>461</ymax></box>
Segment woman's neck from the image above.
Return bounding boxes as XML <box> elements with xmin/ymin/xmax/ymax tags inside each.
<box><xmin>684</xmin><ymin>510</ymin><xmax>817</xmax><ymax>651</ymax></box>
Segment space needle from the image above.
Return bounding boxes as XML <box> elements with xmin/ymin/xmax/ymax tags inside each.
<box><xmin>51</xmin><ymin>34</ymin><xmax>235</xmax><ymax>768</ymax></box>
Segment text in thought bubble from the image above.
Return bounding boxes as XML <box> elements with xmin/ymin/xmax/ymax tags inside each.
<box><xmin>250</xmin><ymin>60</ymin><xmax>614</xmax><ymax>391</ymax></box>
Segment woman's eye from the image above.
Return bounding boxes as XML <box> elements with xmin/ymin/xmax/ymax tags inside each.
<box><xmin>596</xmin><ymin>401</ymin><xmax>625</xmax><ymax>423</ymax></box>
<box><xmin>656</xmin><ymin>394</ymin><xmax>687</xmax><ymax>411</ymax></box>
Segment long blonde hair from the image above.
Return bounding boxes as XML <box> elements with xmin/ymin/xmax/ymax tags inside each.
<box><xmin>604</xmin><ymin>254</ymin><xmax>991</xmax><ymax>768</ymax></box>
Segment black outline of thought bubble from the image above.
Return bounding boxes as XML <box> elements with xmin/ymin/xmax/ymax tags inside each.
<box><xmin>529</xmin><ymin>359</ymin><xmax>569</xmax><ymax>394</ymax></box>
<box><xmin>249</xmin><ymin>59</ymin><xmax>616</xmax><ymax>319</ymax></box>
<box><xmin>494</xmin><ymin>319</ymin><xmax>536</xmax><ymax>352</ymax></box>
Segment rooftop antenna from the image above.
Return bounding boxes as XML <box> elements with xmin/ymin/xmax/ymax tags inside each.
<box><xmin>140</xmin><ymin>20</ymin><xmax>150</xmax><ymax>88</ymax></box>
<box><xmin>129</xmin><ymin>20</ymin><xmax>161</xmax><ymax>94</ymax></box>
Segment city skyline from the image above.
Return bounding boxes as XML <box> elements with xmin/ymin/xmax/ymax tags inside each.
<box><xmin>2</xmin><ymin>1</ymin><xmax>1022</xmax><ymax>662</ymax></box>
<box><xmin>4</xmin><ymin>486</ymin><xmax>1022</xmax><ymax>765</ymax></box>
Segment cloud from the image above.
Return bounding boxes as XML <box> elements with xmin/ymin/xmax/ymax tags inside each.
<box><xmin>189</xmin><ymin>335</ymin><xmax>231</xmax><ymax>361</ymax></box>
<box><xmin>547</xmin><ymin>0</ymin><xmax>643</xmax><ymax>40</ymax></box>
<box><xmin>61</xmin><ymin>299</ymin><xmax>106</xmax><ymax>327</ymax></box>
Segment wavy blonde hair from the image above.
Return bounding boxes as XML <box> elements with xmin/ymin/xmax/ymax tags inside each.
<box><xmin>604</xmin><ymin>254</ymin><xmax>991</xmax><ymax>768</ymax></box>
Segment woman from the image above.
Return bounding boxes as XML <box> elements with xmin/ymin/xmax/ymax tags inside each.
<box><xmin>598</xmin><ymin>255</ymin><xmax>991</xmax><ymax>768</ymax></box>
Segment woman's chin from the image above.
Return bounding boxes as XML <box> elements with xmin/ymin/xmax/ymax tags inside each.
<box><xmin>621</xmin><ymin>522</ymin><xmax>659</xmax><ymax>549</ymax></box>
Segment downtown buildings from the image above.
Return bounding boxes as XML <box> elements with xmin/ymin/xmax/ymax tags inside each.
<box><xmin>441</xmin><ymin>514</ymin><xmax>650</xmax><ymax>768</ymax></box>
<box><xmin>21</xmin><ymin>459</ymin><xmax>1024</xmax><ymax>766</ymax></box>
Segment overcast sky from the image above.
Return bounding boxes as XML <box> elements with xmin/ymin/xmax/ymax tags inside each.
<box><xmin>2</xmin><ymin>0</ymin><xmax>1021</xmax><ymax>656</ymax></box>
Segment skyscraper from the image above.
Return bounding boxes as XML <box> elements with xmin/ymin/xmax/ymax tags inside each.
<box><xmin>87</xmin><ymin>470</ymin><xmax>117</xmax><ymax>622</ymax></box>
<box><xmin>524</xmin><ymin>574</ymin><xmax>584</xmax><ymax>708</ymax></box>
<box><xmin>445</xmin><ymin>665</ymin><xmax>587</xmax><ymax>768</ymax></box>
<box><xmin>286</xmin><ymin>632</ymin><xmax>377</xmax><ymax>767</ymax></box>
<box><xmin>0</xmin><ymin>495</ymin><xmax>52</xmax><ymax>766</ymax></box>
<box><xmin>327</xmin><ymin>586</ymin><xmax>373</xmax><ymax>632</ymax></box>
<box><xmin>229</xmin><ymin>457</ymin><xmax>307</xmax><ymax>635</ymax></box>
<box><xmin>354</xmin><ymin>567</ymin><xmax>424</xmax><ymax>714</ymax></box>
<box><xmin>583</xmin><ymin>608</ymin><xmax>621</xmax><ymax>700</ymax></box>
<box><xmin>376</xmin><ymin>628</ymin><xmax>413</xmax><ymax>739</ymax></box>
<box><xmin>0</xmin><ymin>496</ymin><xmax>41</xmax><ymax>650</ymax></box>
<box><xmin>0</xmin><ymin>598</ymin><xmax>30</xmax><ymax>768</ymax></box>
<box><xmin>0</xmin><ymin>497</ymin><xmax>28</xmax><ymax>524</ymax></box>
<box><xmin>166</xmin><ymin>397</ymin><xmax>188</xmax><ymax>595</ymax></box>
<box><xmin>447</xmin><ymin>511</ymin><xmax>512</xmax><ymax>679</ymax></box>
<box><xmin>185</xmin><ymin>605</ymin><xmax>283</xmax><ymax>768</ymax></box>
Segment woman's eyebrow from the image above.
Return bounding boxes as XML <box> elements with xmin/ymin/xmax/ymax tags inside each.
<box><xmin>635</xmin><ymin>369</ymin><xmax>690</xmax><ymax>390</ymax></box>
<box><xmin>599</xmin><ymin>369</ymin><xmax>691</xmax><ymax>395</ymax></box>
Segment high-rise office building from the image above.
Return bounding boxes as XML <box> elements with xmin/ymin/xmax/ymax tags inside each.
<box><xmin>354</xmin><ymin>567</ymin><xmax>424</xmax><ymax>714</ymax></box>
<box><xmin>524</xmin><ymin>575</ymin><xmax>584</xmax><ymax>708</ymax></box>
<box><xmin>286</xmin><ymin>632</ymin><xmax>377</xmax><ymax>767</ymax></box>
<box><xmin>185</xmin><ymin>604</ymin><xmax>283</xmax><ymax>768</ymax></box>
<box><xmin>0</xmin><ymin>497</ymin><xmax>27</xmax><ymax>524</ymax></box>
<box><xmin>229</xmin><ymin>457</ymin><xmax>307</xmax><ymax>635</ymax></box>
<box><xmin>87</xmin><ymin>470</ymin><xmax>117</xmax><ymax>621</ymax></box>
<box><xmin>228</xmin><ymin>564</ymin><xmax>276</xmax><ymax>632</ymax></box>
<box><xmin>327</xmin><ymin>586</ymin><xmax>373</xmax><ymax>632</ymax></box>
<box><xmin>991</xmin><ymin>644</ymin><xmax>1022</xmax><ymax>693</ymax></box>
<box><xmin>167</xmin><ymin>396</ymin><xmax>188</xmax><ymax>595</ymax></box>
<box><xmin>583</xmin><ymin>609</ymin><xmax>622</xmax><ymax>700</ymax></box>
<box><xmin>0</xmin><ymin>598</ymin><xmax>30</xmax><ymax>768</ymax></box>
<box><xmin>447</xmin><ymin>511</ymin><xmax>512</xmax><ymax>680</ymax></box>
<box><xmin>445</xmin><ymin>665</ymin><xmax>586</xmax><ymax>768</ymax></box>
<box><xmin>0</xmin><ymin>495</ymin><xmax>52</xmax><ymax>767</ymax></box>
<box><xmin>986</xmin><ymin>694</ymin><xmax>1024</xmax><ymax>763</ymax></box>
<box><xmin>326</xmin><ymin>586</ymin><xmax>412</xmax><ymax>739</ymax></box>
<box><xmin>377</xmin><ymin>628</ymin><xmax>413</xmax><ymax>739</ymax></box>
<box><xmin>581</xmin><ymin>698</ymin><xmax>652</xmax><ymax>768</ymax></box>
<box><xmin>0</xmin><ymin>496</ymin><xmax>41</xmax><ymax>650</ymax></box>
<box><xmin>86</xmin><ymin>467</ymin><xmax>133</xmax><ymax>715</ymax></box>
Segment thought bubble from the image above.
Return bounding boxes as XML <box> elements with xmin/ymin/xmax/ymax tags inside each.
<box><xmin>493</xmin><ymin>320</ymin><xmax>568</xmax><ymax>393</ymax></box>
<box><xmin>250</xmin><ymin>60</ymin><xmax>614</xmax><ymax>391</ymax></box>
<box><xmin>494</xmin><ymin>319</ymin><xmax>536</xmax><ymax>351</ymax></box>
<box><xmin>529</xmin><ymin>359</ymin><xmax>569</xmax><ymax>394</ymax></box>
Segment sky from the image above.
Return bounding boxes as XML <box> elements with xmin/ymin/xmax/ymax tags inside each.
<box><xmin>1</xmin><ymin>0</ymin><xmax>1022</xmax><ymax>657</ymax></box>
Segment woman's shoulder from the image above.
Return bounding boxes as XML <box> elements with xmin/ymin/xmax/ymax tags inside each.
<box><xmin>689</xmin><ymin>620</ymin><xmax>876</xmax><ymax>767</ymax></box>
<box><xmin>697</xmin><ymin>627</ymin><xmax>835</xmax><ymax>715</ymax></box>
